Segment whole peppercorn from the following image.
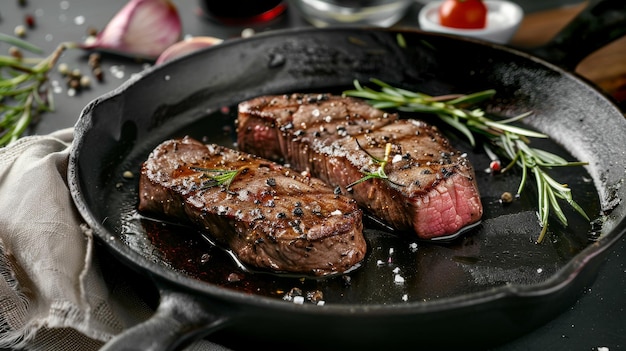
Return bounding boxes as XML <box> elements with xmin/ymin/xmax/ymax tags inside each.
<box><xmin>500</xmin><ymin>191</ymin><xmax>514</xmax><ymax>204</ymax></box>
<box><xmin>9</xmin><ymin>47</ymin><xmax>23</xmax><ymax>60</ymax></box>
<box><xmin>92</xmin><ymin>67</ymin><xmax>104</xmax><ymax>82</ymax></box>
<box><xmin>14</xmin><ymin>25</ymin><xmax>27</xmax><ymax>37</ymax></box>
<box><xmin>88</xmin><ymin>53</ymin><xmax>104</xmax><ymax>82</ymax></box>
<box><xmin>25</xmin><ymin>14</ymin><xmax>36</xmax><ymax>28</ymax></box>
<box><xmin>489</xmin><ymin>160</ymin><xmax>501</xmax><ymax>173</ymax></box>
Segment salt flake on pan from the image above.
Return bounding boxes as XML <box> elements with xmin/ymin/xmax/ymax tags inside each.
<box><xmin>394</xmin><ymin>274</ymin><xmax>405</xmax><ymax>284</ymax></box>
<box><xmin>293</xmin><ymin>296</ymin><xmax>305</xmax><ymax>305</ymax></box>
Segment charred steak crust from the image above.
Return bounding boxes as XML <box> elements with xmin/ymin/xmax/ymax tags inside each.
<box><xmin>237</xmin><ymin>93</ymin><xmax>483</xmax><ymax>239</ymax></box>
<box><xmin>139</xmin><ymin>137</ymin><xmax>366</xmax><ymax>276</ymax></box>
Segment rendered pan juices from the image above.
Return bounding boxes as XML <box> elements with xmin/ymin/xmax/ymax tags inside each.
<box><xmin>113</xmin><ymin>103</ymin><xmax>601</xmax><ymax>305</ymax></box>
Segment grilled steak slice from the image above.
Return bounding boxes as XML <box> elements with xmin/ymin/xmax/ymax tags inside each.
<box><xmin>237</xmin><ymin>93</ymin><xmax>483</xmax><ymax>240</ymax></box>
<box><xmin>138</xmin><ymin>136</ymin><xmax>366</xmax><ymax>276</ymax></box>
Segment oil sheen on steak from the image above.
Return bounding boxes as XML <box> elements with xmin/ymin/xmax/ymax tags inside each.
<box><xmin>138</xmin><ymin>137</ymin><xmax>366</xmax><ymax>276</ymax></box>
<box><xmin>237</xmin><ymin>94</ymin><xmax>483</xmax><ymax>240</ymax></box>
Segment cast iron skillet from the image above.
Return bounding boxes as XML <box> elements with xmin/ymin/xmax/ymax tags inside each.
<box><xmin>68</xmin><ymin>1</ymin><xmax>626</xmax><ymax>350</ymax></box>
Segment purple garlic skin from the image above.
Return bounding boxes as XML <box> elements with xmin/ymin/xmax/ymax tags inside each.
<box><xmin>82</xmin><ymin>0</ymin><xmax>182</xmax><ymax>60</ymax></box>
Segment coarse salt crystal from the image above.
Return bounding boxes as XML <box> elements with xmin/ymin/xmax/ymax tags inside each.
<box><xmin>293</xmin><ymin>296</ymin><xmax>305</xmax><ymax>304</ymax></box>
<box><xmin>238</xmin><ymin>191</ymin><xmax>249</xmax><ymax>201</ymax></box>
<box><xmin>241</xmin><ymin>28</ymin><xmax>255</xmax><ymax>38</ymax></box>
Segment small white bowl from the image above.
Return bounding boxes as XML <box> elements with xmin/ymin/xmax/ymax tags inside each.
<box><xmin>418</xmin><ymin>0</ymin><xmax>524</xmax><ymax>44</ymax></box>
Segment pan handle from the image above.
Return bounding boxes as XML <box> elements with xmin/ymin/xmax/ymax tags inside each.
<box><xmin>528</xmin><ymin>0</ymin><xmax>626</xmax><ymax>70</ymax></box>
<box><xmin>100</xmin><ymin>284</ymin><xmax>233</xmax><ymax>351</ymax></box>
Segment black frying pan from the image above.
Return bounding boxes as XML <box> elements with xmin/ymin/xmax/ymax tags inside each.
<box><xmin>68</xmin><ymin>1</ymin><xmax>626</xmax><ymax>350</ymax></box>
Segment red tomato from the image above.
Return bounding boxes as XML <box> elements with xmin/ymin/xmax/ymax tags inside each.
<box><xmin>438</xmin><ymin>0</ymin><xmax>487</xmax><ymax>29</ymax></box>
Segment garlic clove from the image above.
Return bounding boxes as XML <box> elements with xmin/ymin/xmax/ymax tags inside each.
<box><xmin>155</xmin><ymin>36</ymin><xmax>223</xmax><ymax>65</ymax></box>
<box><xmin>82</xmin><ymin>0</ymin><xmax>182</xmax><ymax>60</ymax></box>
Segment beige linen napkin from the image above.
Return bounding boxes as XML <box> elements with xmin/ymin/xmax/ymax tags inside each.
<box><xmin>0</xmin><ymin>129</ymin><xmax>222</xmax><ymax>351</ymax></box>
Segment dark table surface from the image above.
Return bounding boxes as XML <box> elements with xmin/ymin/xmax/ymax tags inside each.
<box><xmin>1</xmin><ymin>1</ymin><xmax>624</xmax><ymax>350</ymax></box>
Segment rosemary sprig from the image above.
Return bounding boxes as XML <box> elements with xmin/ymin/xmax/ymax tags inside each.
<box><xmin>0</xmin><ymin>34</ymin><xmax>74</xmax><ymax>147</ymax></box>
<box><xmin>343</xmin><ymin>79</ymin><xmax>589</xmax><ymax>243</ymax></box>
<box><xmin>347</xmin><ymin>141</ymin><xmax>405</xmax><ymax>189</ymax></box>
<box><xmin>191</xmin><ymin>166</ymin><xmax>248</xmax><ymax>190</ymax></box>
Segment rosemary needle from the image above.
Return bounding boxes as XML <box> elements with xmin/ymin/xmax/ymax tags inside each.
<box><xmin>191</xmin><ymin>166</ymin><xmax>248</xmax><ymax>190</ymax></box>
<box><xmin>0</xmin><ymin>33</ymin><xmax>44</xmax><ymax>55</ymax></box>
<box><xmin>343</xmin><ymin>79</ymin><xmax>589</xmax><ymax>243</ymax></box>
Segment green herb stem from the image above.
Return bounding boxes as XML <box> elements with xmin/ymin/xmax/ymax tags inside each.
<box><xmin>191</xmin><ymin>166</ymin><xmax>248</xmax><ymax>190</ymax></box>
<box><xmin>0</xmin><ymin>35</ymin><xmax>76</xmax><ymax>147</ymax></box>
<box><xmin>343</xmin><ymin>79</ymin><xmax>589</xmax><ymax>243</ymax></box>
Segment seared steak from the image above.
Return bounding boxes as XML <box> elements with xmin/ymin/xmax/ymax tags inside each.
<box><xmin>237</xmin><ymin>94</ymin><xmax>483</xmax><ymax>239</ymax></box>
<box><xmin>138</xmin><ymin>136</ymin><xmax>366</xmax><ymax>276</ymax></box>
